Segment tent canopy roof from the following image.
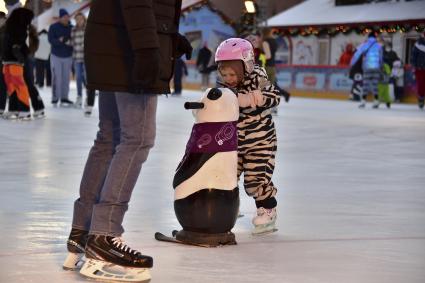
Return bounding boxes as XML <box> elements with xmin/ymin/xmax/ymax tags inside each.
<box><xmin>266</xmin><ymin>0</ymin><xmax>425</xmax><ymax>28</ymax></box>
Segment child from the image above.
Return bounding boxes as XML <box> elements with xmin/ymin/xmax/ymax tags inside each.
<box><xmin>391</xmin><ymin>59</ymin><xmax>404</xmax><ymax>102</ymax></box>
<box><xmin>215</xmin><ymin>38</ymin><xmax>281</xmax><ymax>234</ymax></box>
<box><xmin>377</xmin><ymin>63</ymin><xmax>392</xmax><ymax>109</ymax></box>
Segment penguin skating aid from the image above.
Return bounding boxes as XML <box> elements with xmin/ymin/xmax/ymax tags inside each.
<box><xmin>155</xmin><ymin>88</ymin><xmax>240</xmax><ymax>247</ymax></box>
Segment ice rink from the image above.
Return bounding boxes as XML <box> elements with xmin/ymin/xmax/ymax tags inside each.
<box><xmin>1</xmin><ymin>87</ymin><xmax>424</xmax><ymax>283</ymax></box>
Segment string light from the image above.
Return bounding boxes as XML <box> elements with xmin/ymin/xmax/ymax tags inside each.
<box><xmin>278</xmin><ymin>23</ymin><xmax>424</xmax><ymax>37</ymax></box>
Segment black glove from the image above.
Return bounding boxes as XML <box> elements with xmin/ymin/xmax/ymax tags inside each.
<box><xmin>176</xmin><ymin>33</ymin><xmax>193</xmax><ymax>60</ymax></box>
<box><xmin>132</xmin><ymin>48</ymin><xmax>160</xmax><ymax>89</ymax></box>
<box><xmin>274</xmin><ymin>83</ymin><xmax>291</xmax><ymax>103</ymax></box>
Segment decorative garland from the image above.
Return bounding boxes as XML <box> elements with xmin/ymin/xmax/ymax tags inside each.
<box><xmin>277</xmin><ymin>22</ymin><xmax>425</xmax><ymax>37</ymax></box>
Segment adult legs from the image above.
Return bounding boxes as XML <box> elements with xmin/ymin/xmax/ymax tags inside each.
<box><xmin>415</xmin><ymin>69</ymin><xmax>425</xmax><ymax>108</ymax></box>
<box><xmin>361</xmin><ymin>69</ymin><xmax>380</xmax><ymax>107</ymax></box>
<box><xmin>60</xmin><ymin>57</ymin><xmax>73</xmax><ymax>102</ymax></box>
<box><xmin>0</xmin><ymin>64</ymin><xmax>7</xmax><ymax>113</ymax></box>
<box><xmin>75</xmin><ymin>61</ymin><xmax>85</xmax><ymax>98</ymax></box>
<box><xmin>173</xmin><ymin>73</ymin><xmax>182</xmax><ymax>94</ymax></box>
<box><xmin>72</xmin><ymin>92</ymin><xmax>158</xmax><ymax>236</ymax></box>
<box><xmin>24</xmin><ymin>58</ymin><xmax>45</xmax><ymax>112</ymax></box>
<box><xmin>35</xmin><ymin>59</ymin><xmax>45</xmax><ymax>87</ymax></box>
<box><xmin>50</xmin><ymin>54</ymin><xmax>61</xmax><ymax>103</ymax></box>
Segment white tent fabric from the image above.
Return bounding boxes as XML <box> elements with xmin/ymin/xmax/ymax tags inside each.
<box><xmin>182</xmin><ymin>0</ymin><xmax>204</xmax><ymax>10</ymax></box>
<box><xmin>266</xmin><ymin>0</ymin><xmax>425</xmax><ymax>27</ymax></box>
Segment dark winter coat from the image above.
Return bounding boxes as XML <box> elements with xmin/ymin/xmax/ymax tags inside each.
<box><xmin>411</xmin><ymin>37</ymin><xmax>425</xmax><ymax>70</ymax></box>
<box><xmin>2</xmin><ymin>8</ymin><xmax>33</xmax><ymax>64</ymax></box>
<box><xmin>0</xmin><ymin>25</ymin><xmax>5</xmax><ymax>59</ymax></box>
<box><xmin>383</xmin><ymin>49</ymin><xmax>399</xmax><ymax>69</ymax></box>
<box><xmin>196</xmin><ymin>46</ymin><xmax>212</xmax><ymax>74</ymax></box>
<box><xmin>85</xmin><ymin>0</ymin><xmax>183</xmax><ymax>94</ymax></box>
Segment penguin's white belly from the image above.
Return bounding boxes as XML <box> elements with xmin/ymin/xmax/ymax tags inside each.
<box><xmin>174</xmin><ymin>151</ymin><xmax>237</xmax><ymax>200</ymax></box>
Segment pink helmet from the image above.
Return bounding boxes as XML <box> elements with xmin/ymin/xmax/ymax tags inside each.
<box><xmin>215</xmin><ymin>38</ymin><xmax>255</xmax><ymax>73</ymax></box>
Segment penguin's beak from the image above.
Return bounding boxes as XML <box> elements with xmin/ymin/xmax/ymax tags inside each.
<box><xmin>184</xmin><ymin>102</ymin><xmax>204</xmax><ymax>110</ymax></box>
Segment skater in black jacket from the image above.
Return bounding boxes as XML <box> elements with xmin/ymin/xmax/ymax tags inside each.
<box><xmin>63</xmin><ymin>0</ymin><xmax>192</xmax><ymax>281</ymax></box>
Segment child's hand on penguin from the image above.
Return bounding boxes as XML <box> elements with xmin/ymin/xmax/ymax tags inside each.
<box><xmin>237</xmin><ymin>90</ymin><xmax>264</xmax><ymax>108</ymax></box>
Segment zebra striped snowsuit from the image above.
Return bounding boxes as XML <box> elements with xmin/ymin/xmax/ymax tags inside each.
<box><xmin>235</xmin><ymin>65</ymin><xmax>280</xmax><ymax>206</ymax></box>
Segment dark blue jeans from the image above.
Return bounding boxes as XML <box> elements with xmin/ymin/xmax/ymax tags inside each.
<box><xmin>72</xmin><ymin>91</ymin><xmax>157</xmax><ymax>236</ymax></box>
<box><xmin>74</xmin><ymin>61</ymin><xmax>86</xmax><ymax>97</ymax></box>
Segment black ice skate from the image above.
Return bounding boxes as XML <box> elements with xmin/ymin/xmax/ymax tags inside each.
<box><xmin>60</xmin><ymin>99</ymin><xmax>74</xmax><ymax>107</ymax></box>
<box><xmin>419</xmin><ymin>98</ymin><xmax>424</xmax><ymax>110</ymax></box>
<box><xmin>80</xmin><ymin>235</ymin><xmax>152</xmax><ymax>282</ymax></box>
<box><xmin>63</xmin><ymin>228</ymin><xmax>88</xmax><ymax>270</ymax></box>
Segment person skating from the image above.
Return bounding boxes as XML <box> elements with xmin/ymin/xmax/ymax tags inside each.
<box><xmin>70</xmin><ymin>12</ymin><xmax>96</xmax><ymax>116</ymax></box>
<box><xmin>63</xmin><ymin>0</ymin><xmax>191</xmax><ymax>281</ymax></box>
<box><xmin>0</xmin><ymin>11</ymin><xmax>8</xmax><ymax>118</ymax></box>
<box><xmin>390</xmin><ymin>59</ymin><xmax>404</xmax><ymax>103</ymax></box>
<box><xmin>196</xmin><ymin>43</ymin><xmax>212</xmax><ymax>90</ymax></box>
<box><xmin>173</xmin><ymin>57</ymin><xmax>188</xmax><ymax>95</ymax></box>
<box><xmin>2</xmin><ymin>7</ymin><xmax>34</xmax><ymax>120</ymax></box>
<box><xmin>26</xmin><ymin>24</ymin><xmax>46</xmax><ymax>118</ymax></box>
<box><xmin>34</xmin><ymin>29</ymin><xmax>51</xmax><ymax>88</ymax></box>
<box><xmin>338</xmin><ymin>43</ymin><xmax>355</xmax><ymax>66</ymax></box>
<box><xmin>350</xmin><ymin>32</ymin><xmax>383</xmax><ymax>109</ymax></box>
<box><xmin>48</xmin><ymin>8</ymin><xmax>74</xmax><ymax>107</ymax></box>
<box><xmin>215</xmin><ymin>38</ymin><xmax>281</xmax><ymax>235</ymax></box>
<box><xmin>410</xmin><ymin>32</ymin><xmax>425</xmax><ymax>109</ymax></box>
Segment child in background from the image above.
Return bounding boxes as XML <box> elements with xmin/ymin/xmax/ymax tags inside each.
<box><xmin>391</xmin><ymin>60</ymin><xmax>404</xmax><ymax>102</ymax></box>
<box><xmin>377</xmin><ymin>63</ymin><xmax>392</xmax><ymax>109</ymax></box>
<box><xmin>215</xmin><ymin>38</ymin><xmax>281</xmax><ymax>234</ymax></box>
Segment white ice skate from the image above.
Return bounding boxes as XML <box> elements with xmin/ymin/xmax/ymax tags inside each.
<box><xmin>80</xmin><ymin>258</ymin><xmax>151</xmax><ymax>282</ymax></box>
<box><xmin>75</xmin><ymin>96</ymin><xmax>83</xmax><ymax>108</ymax></box>
<box><xmin>252</xmin><ymin>207</ymin><xmax>278</xmax><ymax>235</ymax></box>
<box><xmin>63</xmin><ymin>252</ymin><xmax>85</xmax><ymax>271</ymax></box>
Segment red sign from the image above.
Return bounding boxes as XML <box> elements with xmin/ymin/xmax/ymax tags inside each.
<box><xmin>303</xmin><ymin>76</ymin><xmax>317</xmax><ymax>87</ymax></box>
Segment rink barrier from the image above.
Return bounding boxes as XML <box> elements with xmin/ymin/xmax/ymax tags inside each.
<box><xmin>180</xmin><ymin>61</ymin><xmax>417</xmax><ymax>103</ymax></box>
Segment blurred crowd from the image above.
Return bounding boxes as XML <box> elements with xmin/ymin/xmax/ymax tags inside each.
<box><xmin>0</xmin><ymin>3</ymin><xmax>95</xmax><ymax>121</ymax></box>
<box><xmin>1</xmin><ymin>3</ymin><xmax>424</xmax><ymax>123</ymax></box>
<box><xmin>346</xmin><ymin>31</ymin><xmax>425</xmax><ymax>109</ymax></box>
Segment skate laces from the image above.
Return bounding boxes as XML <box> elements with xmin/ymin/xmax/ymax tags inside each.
<box><xmin>257</xmin><ymin>207</ymin><xmax>275</xmax><ymax>217</ymax></box>
<box><xmin>111</xmin><ymin>237</ymin><xmax>139</xmax><ymax>255</ymax></box>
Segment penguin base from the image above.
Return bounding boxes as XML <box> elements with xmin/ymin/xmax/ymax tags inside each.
<box><xmin>155</xmin><ymin>230</ymin><xmax>237</xmax><ymax>247</ymax></box>
<box><xmin>176</xmin><ymin>230</ymin><xmax>237</xmax><ymax>246</ymax></box>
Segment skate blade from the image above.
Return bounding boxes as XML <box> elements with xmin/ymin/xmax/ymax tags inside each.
<box><xmin>252</xmin><ymin>228</ymin><xmax>278</xmax><ymax>236</ymax></box>
<box><xmin>80</xmin><ymin>258</ymin><xmax>151</xmax><ymax>282</ymax></box>
<box><xmin>63</xmin><ymin>252</ymin><xmax>85</xmax><ymax>271</ymax></box>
